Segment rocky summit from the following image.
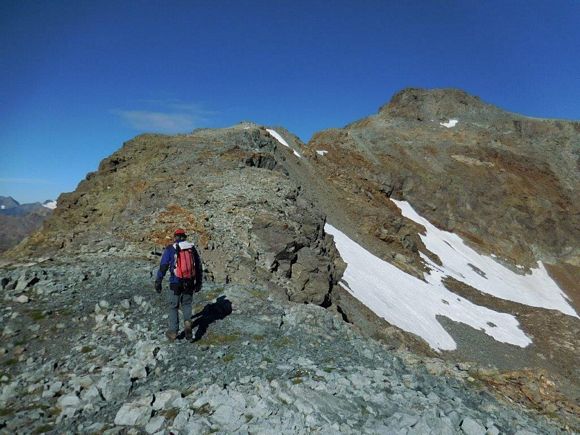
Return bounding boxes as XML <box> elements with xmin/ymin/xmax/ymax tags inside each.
<box><xmin>1</xmin><ymin>88</ymin><xmax>579</xmax><ymax>434</ymax></box>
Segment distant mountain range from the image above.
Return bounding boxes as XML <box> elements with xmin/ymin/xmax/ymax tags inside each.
<box><xmin>0</xmin><ymin>196</ymin><xmax>56</xmax><ymax>252</ymax></box>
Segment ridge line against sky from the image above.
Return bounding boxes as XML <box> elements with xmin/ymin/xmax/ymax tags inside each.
<box><xmin>1</xmin><ymin>0</ymin><xmax>579</xmax><ymax>203</ymax></box>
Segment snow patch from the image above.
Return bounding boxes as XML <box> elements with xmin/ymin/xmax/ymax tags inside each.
<box><xmin>0</xmin><ymin>205</ymin><xmax>5</xmax><ymax>210</ymax></box>
<box><xmin>325</xmin><ymin>223</ymin><xmax>532</xmax><ymax>351</ymax></box>
<box><xmin>266</xmin><ymin>129</ymin><xmax>291</xmax><ymax>148</ymax></box>
<box><xmin>392</xmin><ymin>200</ymin><xmax>578</xmax><ymax>318</ymax></box>
<box><xmin>316</xmin><ymin>150</ymin><xmax>328</xmax><ymax>156</ymax></box>
<box><xmin>266</xmin><ymin>128</ymin><xmax>301</xmax><ymax>158</ymax></box>
<box><xmin>440</xmin><ymin>119</ymin><xmax>458</xmax><ymax>128</ymax></box>
<box><xmin>43</xmin><ymin>200</ymin><xmax>57</xmax><ymax>210</ymax></box>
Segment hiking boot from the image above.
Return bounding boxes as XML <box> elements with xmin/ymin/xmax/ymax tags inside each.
<box><xmin>165</xmin><ymin>330</ymin><xmax>177</xmax><ymax>341</ymax></box>
<box><xmin>184</xmin><ymin>321</ymin><xmax>193</xmax><ymax>341</ymax></box>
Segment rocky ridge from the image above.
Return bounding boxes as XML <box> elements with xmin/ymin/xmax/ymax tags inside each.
<box><xmin>9</xmin><ymin>126</ymin><xmax>344</xmax><ymax>306</ymax></box>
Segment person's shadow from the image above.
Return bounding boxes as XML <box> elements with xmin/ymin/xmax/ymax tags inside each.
<box><xmin>191</xmin><ymin>295</ymin><xmax>232</xmax><ymax>342</ymax></box>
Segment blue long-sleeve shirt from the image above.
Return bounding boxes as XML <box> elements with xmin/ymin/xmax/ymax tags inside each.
<box><xmin>156</xmin><ymin>242</ymin><xmax>203</xmax><ymax>290</ymax></box>
<box><xmin>156</xmin><ymin>244</ymin><xmax>180</xmax><ymax>284</ymax></box>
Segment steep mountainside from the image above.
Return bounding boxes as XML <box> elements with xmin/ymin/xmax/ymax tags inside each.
<box><xmin>308</xmin><ymin>88</ymin><xmax>579</xmax><ymax>267</ymax></box>
<box><xmin>1</xmin><ymin>89</ymin><xmax>579</xmax><ymax>433</ymax></box>
<box><xmin>287</xmin><ymin>88</ymin><xmax>580</xmax><ymax>403</ymax></box>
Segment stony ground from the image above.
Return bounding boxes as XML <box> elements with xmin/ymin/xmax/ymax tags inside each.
<box><xmin>0</xmin><ymin>255</ymin><xmax>575</xmax><ymax>434</ymax></box>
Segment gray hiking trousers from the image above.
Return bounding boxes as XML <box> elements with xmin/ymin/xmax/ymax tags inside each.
<box><xmin>166</xmin><ymin>291</ymin><xmax>192</xmax><ymax>333</ymax></box>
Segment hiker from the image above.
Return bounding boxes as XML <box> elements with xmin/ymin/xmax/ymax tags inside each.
<box><xmin>155</xmin><ymin>229</ymin><xmax>203</xmax><ymax>341</ymax></box>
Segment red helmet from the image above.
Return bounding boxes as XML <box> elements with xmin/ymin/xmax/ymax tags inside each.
<box><xmin>174</xmin><ymin>228</ymin><xmax>186</xmax><ymax>236</ymax></box>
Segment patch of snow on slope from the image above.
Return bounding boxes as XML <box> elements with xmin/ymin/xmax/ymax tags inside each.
<box><xmin>440</xmin><ymin>119</ymin><xmax>458</xmax><ymax>128</ymax></box>
<box><xmin>43</xmin><ymin>200</ymin><xmax>57</xmax><ymax>210</ymax></box>
<box><xmin>0</xmin><ymin>205</ymin><xmax>5</xmax><ymax>210</ymax></box>
<box><xmin>392</xmin><ymin>200</ymin><xmax>578</xmax><ymax>318</ymax></box>
<box><xmin>316</xmin><ymin>150</ymin><xmax>328</xmax><ymax>156</ymax></box>
<box><xmin>266</xmin><ymin>128</ymin><xmax>302</xmax><ymax>158</ymax></box>
<box><xmin>266</xmin><ymin>128</ymin><xmax>290</xmax><ymax>147</ymax></box>
<box><xmin>325</xmin><ymin>223</ymin><xmax>532</xmax><ymax>351</ymax></box>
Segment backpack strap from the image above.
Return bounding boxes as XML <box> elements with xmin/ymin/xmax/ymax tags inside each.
<box><xmin>173</xmin><ymin>243</ymin><xmax>180</xmax><ymax>273</ymax></box>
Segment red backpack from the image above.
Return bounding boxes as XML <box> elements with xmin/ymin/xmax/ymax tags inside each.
<box><xmin>174</xmin><ymin>242</ymin><xmax>196</xmax><ymax>279</ymax></box>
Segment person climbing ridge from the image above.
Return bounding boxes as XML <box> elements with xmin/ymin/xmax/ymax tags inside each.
<box><xmin>155</xmin><ymin>229</ymin><xmax>203</xmax><ymax>341</ymax></box>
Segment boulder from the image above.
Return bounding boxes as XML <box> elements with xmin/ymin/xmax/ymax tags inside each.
<box><xmin>460</xmin><ymin>416</ymin><xmax>487</xmax><ymax>435</ymax></box>
<box><xmin>152</xmin><ymin>389</ymin><xmax>181</xmax><ymax>410</ymax></box>
<box><xmin>114</xmin><ymin>402</ymin><xmax>152</xmax><ymax>426</ymax></box>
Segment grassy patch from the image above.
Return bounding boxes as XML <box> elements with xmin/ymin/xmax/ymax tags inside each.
<box><xmin>249</xmin><ymin>288</ymin><xmax>267</xmax><ymax>300</ymax></box>
<box><xmin>202</xmin><ymin>333</ymin><xmax>239</xmax><ymax>346</ymax></box>
<box><xmin>222</xmin><ymin>353</ymin><xmax>235</xmax><ymax>363</ymax></box>
<box><xmin>253</xmin><ymin>334</ymin><xmax>266</xmax><ymax>341</ymax></box>
<box><xmin>323</xmin><ymin>367</ymin><xmax>334</xmax><ymax>373</ymax></box>
<box><xmin>292</xmin><ymin>377</ymin><xmax>303</xmax><ymax>385</ymax></box>
<box><xmin>273</xmin><ymin>335</ymin><xmax>293</xmax><ymax>349</ymax></box>
<box><xmin>46</xmin><ymin>407</ymin><xmax>61</xmax><ymax>417</ymax></box>
<box><xmin>204</xmin><ymin>288</ymin><xmax>225</xmax><ymax>300</ymax></box>
<box><xmin>0</xmin><ymin>407</ymin><xmax>13</xmax><ymax>417</ymax></box>
<box><xmin>56</xmin><ymin>308</ymin><xmax>72</xmax><ymax>317</ymax></box>
<box><xmin>32</xmin><ymin>424</ymin><xmax>53</xmax><ymax>434</ymax></box>
<box><xmin>161</xmin><ymin>408</ymin><xmax>179</xmax><ymax>420</ymax></box>
<box><xmin>195</xmin><ymin>403</ymin><xmax>213</xmax><ymax>416</ymax></box>
<box><xmin>80</xmin><ymin>346</ymin><xmax>94</xmax><ymax>354</ymax></box>
<box><xmin>29</xmin><ymin>310</ymin><xmax>46</xmax><ymax>321</ymax></box>
<box><xmin>3</xmin><ymin>359</ymin><xmax>18</xmax><ymax>366</ymax></box>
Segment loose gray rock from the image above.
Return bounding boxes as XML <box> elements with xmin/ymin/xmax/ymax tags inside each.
<box><xmin>461</xmin><ymin>416</ymin><xmax>487</xmax><ymax>435</ymax></box>
<box><xmin>114</xmin><ymin>402</ymin><xmax>152</xmax><ymax>426</ymax></box>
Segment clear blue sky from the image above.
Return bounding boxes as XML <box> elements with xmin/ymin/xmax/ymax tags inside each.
<box><xmin>1</xmin><ymin>1</ymin><xmax>579</xmax><ymax>203</ymax></box>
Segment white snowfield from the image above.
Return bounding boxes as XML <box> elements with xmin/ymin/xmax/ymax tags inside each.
<box><xmin>316</xmin><ymin>150</ymin><xmax>328</xmax><ymax>156</ymax></box>
<box><xmin>326</xmin><ymin>223</ymin><xmax>532</xmax><ymax>351</ymax></box>
<box><xmin>440</xmin><ymin>119</ymin><xmax>458</xmax><ymax>128</ymax></box>
<box><xmin>43</xmin><ymin>200</ymin><xmax>57</xmax><ymax>210</ymax></box>
<box><xmin>266</xmin><ymin>128</ymin><xmax>302</xmax><ymax>158</ymax></box>
<box><xmin>392</xmin><ymin>200</ymin><xmax>578</xmax><ymax>318</ymax></box>
<box><xmin>325</xmin><ymin>200</ymin><xmax>577</xmax><ymax>351</ymax></box>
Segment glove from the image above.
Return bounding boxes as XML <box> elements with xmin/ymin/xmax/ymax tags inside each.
<box><xmin>154</xmin><ymin>280</ymin><xmax>162</xmax><ymax>293</ymax></box>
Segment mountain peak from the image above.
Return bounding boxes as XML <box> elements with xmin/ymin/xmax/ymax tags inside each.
<box><xmin>378</xmin><ymin>87</ymin><xmax>501</xmax><ymax>121</ymax></box>
<box><xmin>0</xmin><ymin>196</ymin><xmax>20</xmax><ymax>210</ymax></box>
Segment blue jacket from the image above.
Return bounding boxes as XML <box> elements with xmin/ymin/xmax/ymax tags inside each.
<box><xmin>156</xmin><ymin>242</ymin><xmax>203</xmax><ymax>290</ymax></box>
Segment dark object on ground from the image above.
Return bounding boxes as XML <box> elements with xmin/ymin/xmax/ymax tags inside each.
<box><xmin>192</xmin><ymin>296</ymin><xmax>233</xmax><ymax>342</ymax></box>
